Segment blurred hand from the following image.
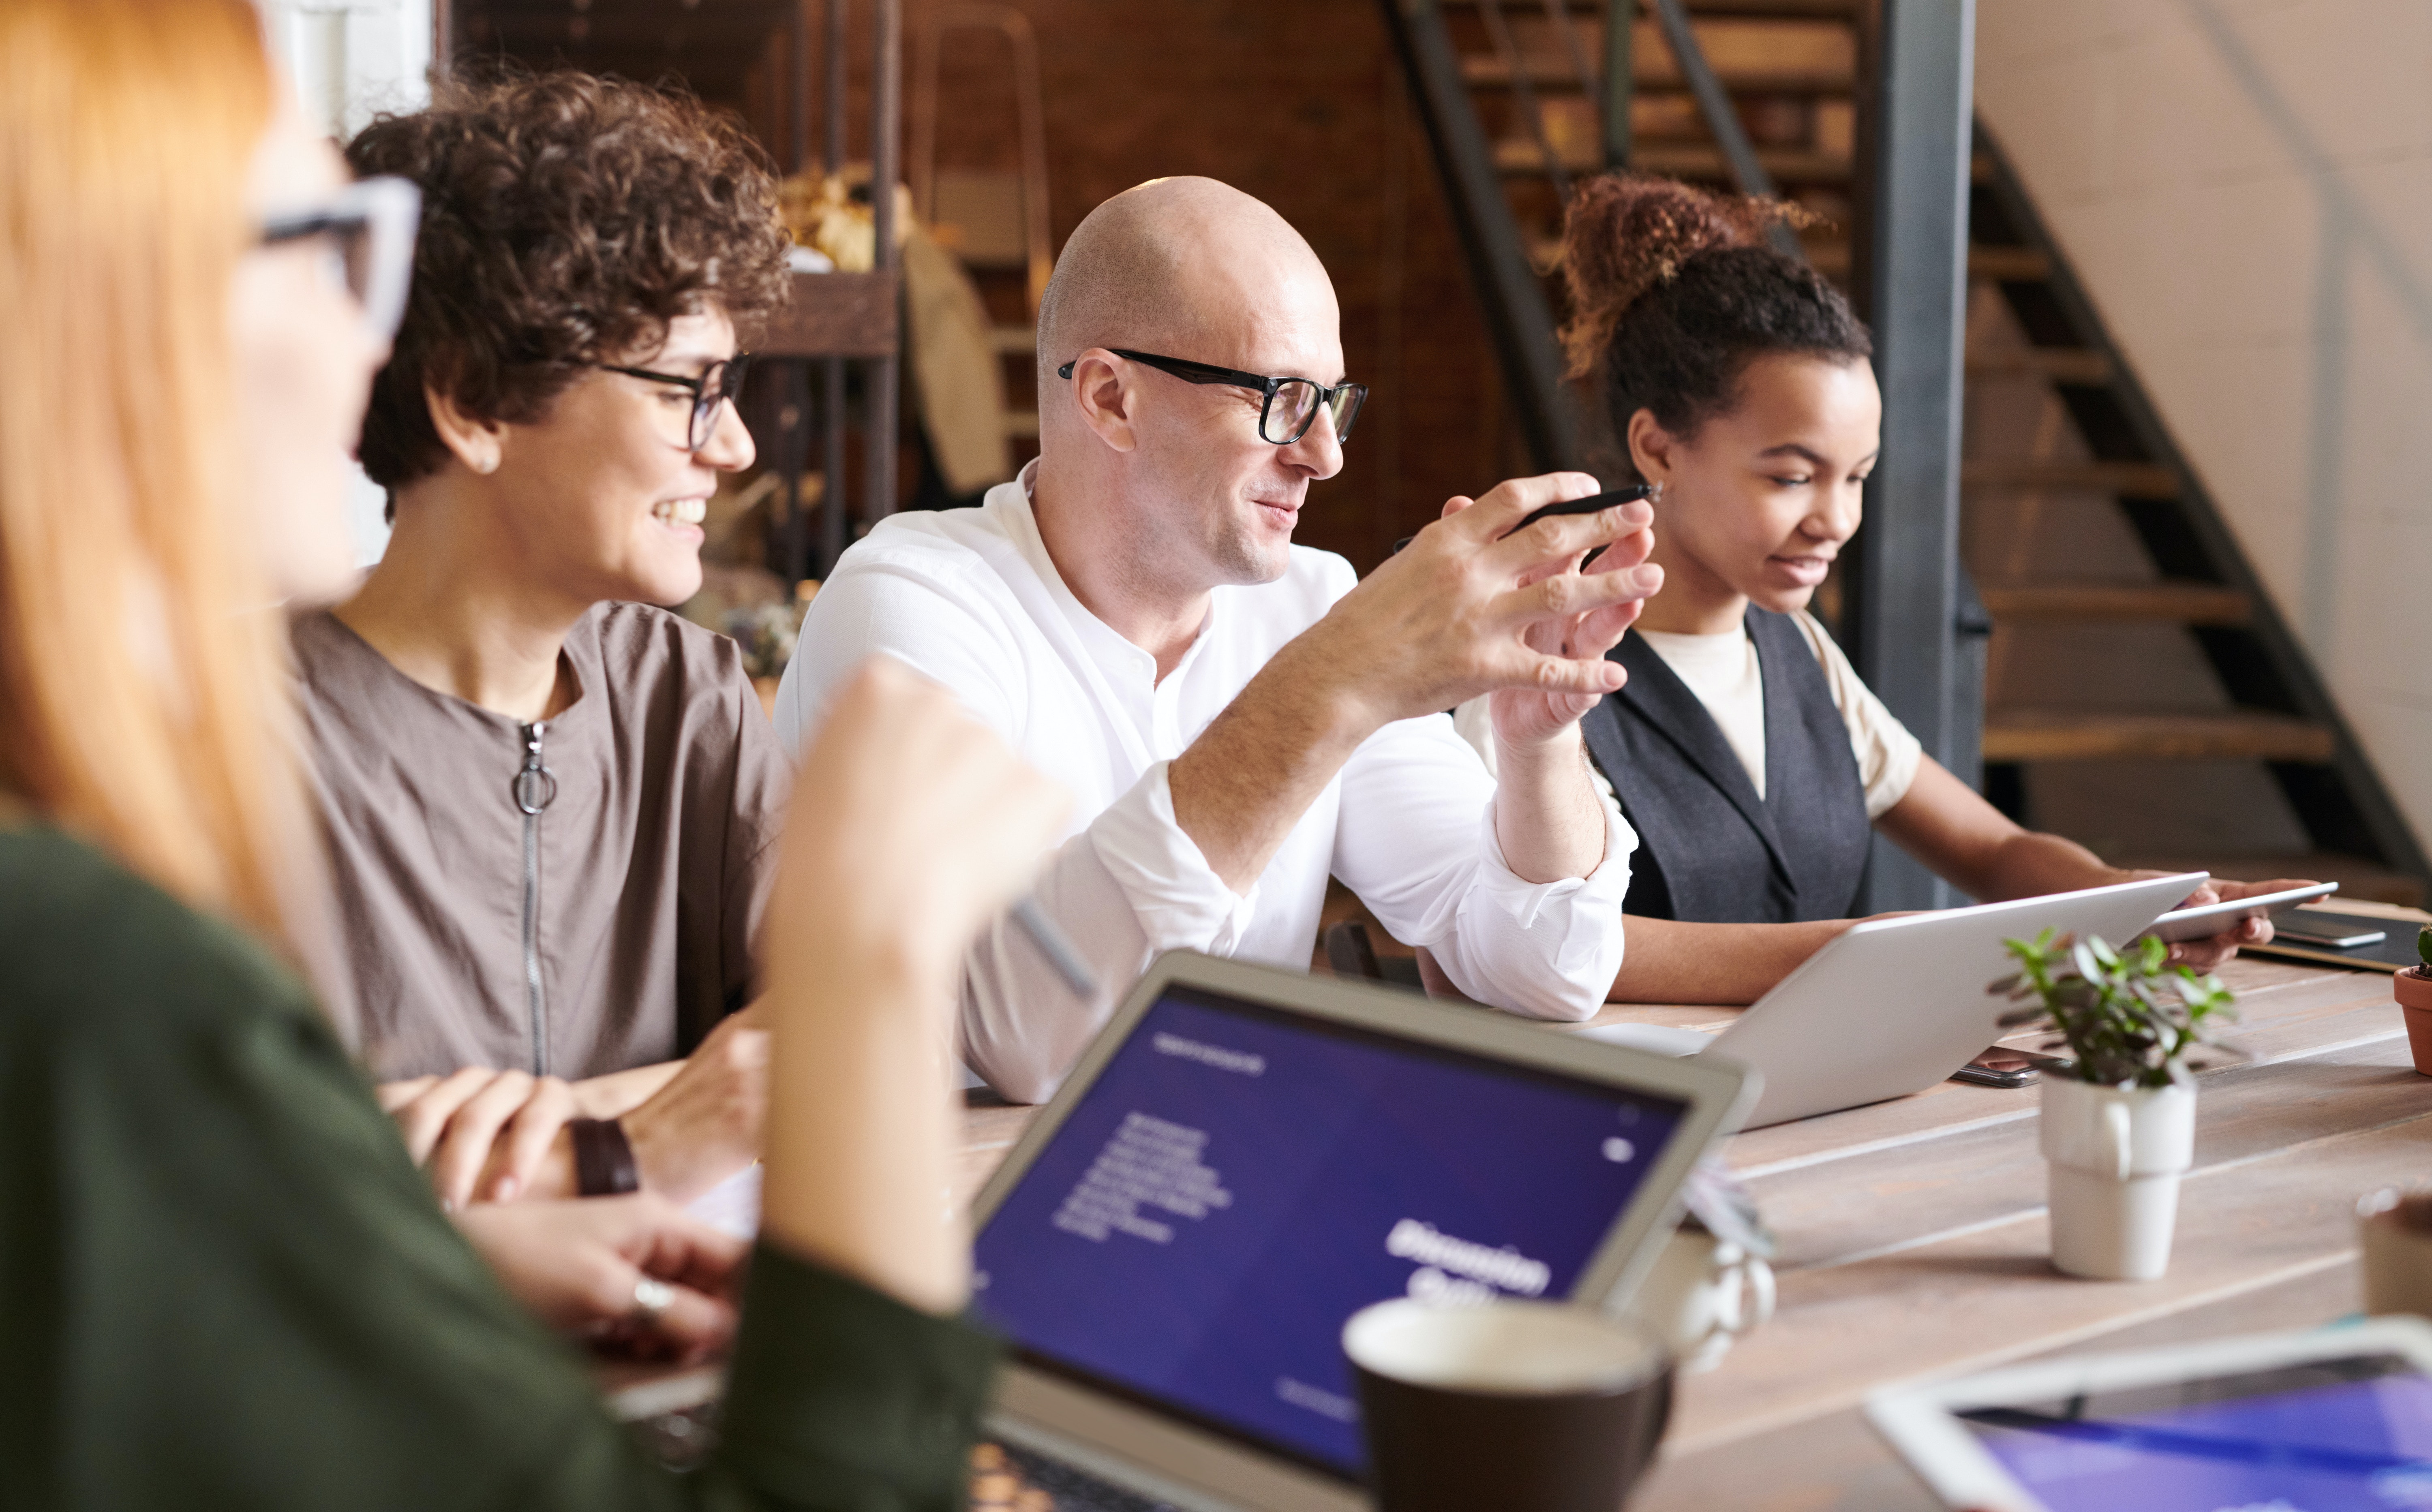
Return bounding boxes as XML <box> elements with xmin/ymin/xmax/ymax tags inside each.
<box><xmin>453</xmin><ymin>1193</ymin><xmax>745</xmax><ymax>1362</ymax></box>
<box><xmin>771</xmin><ymin>659</ymin><xmax>1074</xmax><ymax>992</ymax></box>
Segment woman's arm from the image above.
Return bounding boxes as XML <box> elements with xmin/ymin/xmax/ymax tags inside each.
<box><xmin>1606</xmin><ymin>915</ymin><xmax>1858</xmax><ymax>1005</ymax></box>
<box><xmin>754</xmin><ymin>660</ymin><xmax>1070</xmax><ymax>1312</ymax></box>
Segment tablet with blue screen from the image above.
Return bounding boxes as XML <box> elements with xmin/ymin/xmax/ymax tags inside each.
<box><xmin>1868</xmin><ymin>1318</ymin><xmax>2432</xmax><ymax>1512</ymax></box>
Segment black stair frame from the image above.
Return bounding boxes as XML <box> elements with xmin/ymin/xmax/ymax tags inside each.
<box><xmin>1969</xmin><ymin>128</ymin><xmax>2430</xmax><ymax>888</ymax></box>
<box><xmin>1377</xmin><ymin>0</ymin><xmax>1584</xmax><ymax>472</ymax></box>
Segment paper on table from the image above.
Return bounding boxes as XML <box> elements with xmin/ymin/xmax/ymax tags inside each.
<box><xmin>687</xmin><ymin>1164</ymin><xmax>761</xmax><ymax>1239</ymax></box>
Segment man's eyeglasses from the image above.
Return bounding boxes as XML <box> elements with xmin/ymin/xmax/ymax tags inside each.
<box><xmin>1057</xmin><ymin>349</ymin><xmax>1367</xmax><ymax>446</ymax></box>
<box><xmin>591</xmin><ymin>354</ymin><xmax>755</xmax><ymax>453</ymax></box>
<box><xmin>256</xmin><ymin>176</ymin><xmax>422</xmax><ymax>344</ymax></box>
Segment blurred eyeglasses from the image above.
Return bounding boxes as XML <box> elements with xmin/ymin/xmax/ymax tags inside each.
<box><xmin>591</xmin><ymin>354</ymin><xmax>755</xmax><ymax>453</ymax></box>
<box><xmin>256</xmin><ymin>175</ymin><xmax>422</xmax><ymax>344</ymax></box>
<box><xmin>1057</xmin><ymin>349</ymin><xmax>1366</xmax><ymax>446</ymax></box>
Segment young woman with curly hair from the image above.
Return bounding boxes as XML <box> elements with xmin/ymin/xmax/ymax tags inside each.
<box><xmin>0</xmin><ymin>0</ymin><xmax>1067</xmax><ymax>1503</ymax></box>
<box><xmin>1460</xmin><ymin>173</ymin><xmax>2309</xmax><ymax>1005</ymax></box>
<box><xmin>296</xmin><ymin>75</ymin><xmax>799</xmax><ymax>1211</ymax></box>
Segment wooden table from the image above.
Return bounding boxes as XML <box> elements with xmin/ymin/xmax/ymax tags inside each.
<box><xmin>950</xmin><ymin>948</ymin><xmax>2431</xmax><ymax>1510</ymax></box>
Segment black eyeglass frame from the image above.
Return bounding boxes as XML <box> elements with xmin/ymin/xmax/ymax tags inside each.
<box><xmin>1056</xmin><ymin>348</ymin><xmax>1366</xmax><ymax>446</ymax></box>
<box><xmin>592</xmin><ymin>354</ymin><xmax>755</xmax><ymax>453</ymax></box>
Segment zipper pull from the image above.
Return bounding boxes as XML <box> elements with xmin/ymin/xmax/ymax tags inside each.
<box><xmin>514</xmin><ymin>721</ymin><xmax>557</xmax><ymax>815</ymax></box>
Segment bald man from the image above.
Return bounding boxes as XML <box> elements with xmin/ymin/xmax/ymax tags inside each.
<box><xmin>774</xmin><ymin>178</ymin><xmax>1660</xmax><ymax>1101</ymax></box>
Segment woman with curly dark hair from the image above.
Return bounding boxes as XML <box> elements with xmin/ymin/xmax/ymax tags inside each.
<box><xmin>1458</xmin><ymin>173</ymin><xmax>2308</xmax><ymax>1005</ymax></box>
<box><xmin>296</xmin><ymin>73</ymin><xmax>798</xmax><ymax>1212</ymax></box>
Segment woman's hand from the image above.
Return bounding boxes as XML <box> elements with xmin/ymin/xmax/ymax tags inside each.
<box><xmin>378</xmin><ymin>1067</ymin><xmax>581</xmax><ymax>1210</ymax></box>
<box><xmin>616</xmin><ymin>1007</ymin><xmax>769</xmax><ymax>1202</ymax></box>
<box><xmin>2145</xmin><ymin>874</ymin><xmax>2316</xmax><ymax>972</ymax></box>
<box><xmin>452</xmin><ymin>1193</ymin><xmax>746</xmax><ymax>1362</ymax></box>
<box><xmin>379</xmin><ymin>1008</ymin><xmax>771</xmax><ymax>1208</ymax></box>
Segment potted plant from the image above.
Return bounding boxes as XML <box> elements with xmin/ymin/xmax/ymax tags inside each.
<box><xmin>2395</xmin><ymin>925</ymin><xmax>2432</xmax><ymax>1076</ymax></box>
<box><xmin>1991</xmin><ymin>932</ymin><xmax>2244</xmax><ymax>1281</ymax></box>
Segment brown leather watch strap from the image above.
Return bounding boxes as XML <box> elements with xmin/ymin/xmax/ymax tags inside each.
<box><xmin>568</xmin><ymin>1116</ymin><xmax>640</xmax><ymax>1198</ymax></box>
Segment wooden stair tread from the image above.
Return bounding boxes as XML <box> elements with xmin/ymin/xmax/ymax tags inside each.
<box><xmin>1966</xmin><ymin>244</ymin><xmax>2051</xmax><ymax>281</ymax></box>
<box><xmin>1982</xmin><ymin>710</ymin><xmax>2335</xmax><ymax>763</ymax></box>
<box><xmin>1964</xmin><ymin>347</ymin><xmax>2111</xmax><ymax>384</ymax></box>
<box><xmin>1496</xmin><ymin>139</ymin><xmax>1850</xmax><ymax>181</ymax></box>
<box><xmin>1463</xmin><ymin>56</ymin><xmax>1856</xmax><ymax>91</ymax></box>
<box><xmin>1441</xmin><ymin>0</ymin><xmax>1860</xmax><ymax>15</ymax></box>
<box><xmin>1961</xmin><ymin>459</ymin><xmax>2179</xmax><ymax>498</ymax></box>
<box><xmin>1979</xmin><ymin>581</ymin><xmax>2252</xmax><ymax>625</ymax></box>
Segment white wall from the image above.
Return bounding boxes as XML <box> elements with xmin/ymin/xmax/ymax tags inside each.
<box><xmin>258</xmin><ymin>0</ymin><xmax>432</xmax><ymax>565</ymax></box>
<box><xmin>1975</xmin><ymin>0</ymin><xmax>2432</xmax><ymax>850</ymax></box>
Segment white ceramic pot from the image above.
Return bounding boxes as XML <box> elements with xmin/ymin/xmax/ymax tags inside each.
<box><xmin>2040</xmin><ymin>1077</ymin><xmax>2196</xmax><ymax>1281</ymax></box>
<box><xmin>1621</xmin><ymin>1228</ymin><xmax>1776</xmax><ymax>1372</ymax></box>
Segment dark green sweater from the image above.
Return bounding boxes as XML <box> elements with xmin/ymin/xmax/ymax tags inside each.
<box><xmin>0</xmin><ymin>824</ymin><xmax>997</xmax><ymax>1510</ymax></box>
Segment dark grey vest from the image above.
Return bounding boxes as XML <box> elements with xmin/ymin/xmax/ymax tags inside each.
<box><xmin>1580</xmin><ymin>609</ymin><xmax>1872</xmax><ymax>923</ymax></box>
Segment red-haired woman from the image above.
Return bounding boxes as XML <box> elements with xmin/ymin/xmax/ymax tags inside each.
<box><xmin>0</xmin><ymin>2</ymin><xmax>1062</xmax><ymax>1503</ymax></box>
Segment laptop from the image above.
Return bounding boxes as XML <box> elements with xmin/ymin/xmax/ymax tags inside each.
<box><xmin>967</xmin><ymin>949</ymin><xmax>1757</xmax><ymax>1512</ymax></box>
<box><xmin>1584</xmin><ymin>873</ymin><xmax>2206</xmax><ymax>1129</ymax></box>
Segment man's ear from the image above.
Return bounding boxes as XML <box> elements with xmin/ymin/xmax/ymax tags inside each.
<box><xmin>1625</xmin><ymin>407</ymin><xmax>1677</xmax><ymax>494</ymax></box>
<box><xmin>1064</xmin><ymin>349</ymin><xmax>1139</xmax><ymax>455</ymax></box>
<box><xmin>425</xmin><ymin>382</ymin><xmax>510</xmax><ymax>477</ymax></box>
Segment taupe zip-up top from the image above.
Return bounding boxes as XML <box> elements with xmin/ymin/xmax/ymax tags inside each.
<box><xmin>293</xmin><ymin>603</ymin><xmax>790</xmax><ymax>1082</ymax></box>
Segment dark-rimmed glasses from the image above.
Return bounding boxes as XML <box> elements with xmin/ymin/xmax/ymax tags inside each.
<box><xmin>591</xmin><ymin>354</ymin><xmax>754</xmax><ymax>453</ymax></box>
<box><xmin>1057</xmin><ymin>349</ymin><xmax>1367</xmax><ymax>446</ymax></box>
<box><xmin>256</xmin><ymin>175</ymin><xmax>422</xmax><ymax>344</ymax></box>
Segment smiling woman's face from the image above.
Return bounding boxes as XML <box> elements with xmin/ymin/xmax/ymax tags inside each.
<box><xmin>486</xmin><ymin>308</ymin><xmax>754</xmax><ymax>609</ymax></box>
<box><xmin>1635</xmin><ymin>352</ymin><xmax>1881</xmax><ymax>618</ymax></box>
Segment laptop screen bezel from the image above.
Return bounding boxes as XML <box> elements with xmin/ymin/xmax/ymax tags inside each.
<box><xmin>969</xmin><ymin>950</ymin><xmax>1758</xmax><ymax>1493</ymax></box>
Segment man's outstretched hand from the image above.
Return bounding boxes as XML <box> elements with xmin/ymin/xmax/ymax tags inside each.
<box><xmin>1435</xmin><ymin>481</ymin><xmax>1658</xmax><ymax>749</ymax></box>
<box><xmin>1322</xmin><ymin>472</ymin><xmax>1661</xmax><ymax>734</ymax></box>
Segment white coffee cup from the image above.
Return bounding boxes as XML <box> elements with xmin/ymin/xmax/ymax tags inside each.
<box><xmin>1620</xmin><ymin>1227</ymin><xmax>1776</xmax><ymax>1373</ymax></box>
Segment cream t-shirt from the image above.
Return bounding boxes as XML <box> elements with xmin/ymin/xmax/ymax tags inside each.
<box><xmin>1454</xmin><ymin>609</ymin><xmax>1922</xmax><ymax>821</ymax></box>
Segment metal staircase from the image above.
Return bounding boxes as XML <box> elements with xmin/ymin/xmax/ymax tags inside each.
<box><xmin>1964</xmin><ymin>133</ymin><xmax>2428</xmax><ymax>902</ymax></box>
<box><xmin>1381</xmin><ymin>0</ymin><xmax>2429</xmax><ymax>905</ymax></box>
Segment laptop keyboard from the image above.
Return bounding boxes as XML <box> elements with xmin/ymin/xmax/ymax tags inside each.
<box><xmin>1000</xmin><ymin>1442</ymin><xmax>1183</xmax><ymax>1511</ymax></box>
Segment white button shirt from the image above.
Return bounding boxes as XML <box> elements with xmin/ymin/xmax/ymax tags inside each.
<box><xmin>772</xmin><ymin>472</ymin><xmax>1636</xmax><ymax>1101</ymax></box>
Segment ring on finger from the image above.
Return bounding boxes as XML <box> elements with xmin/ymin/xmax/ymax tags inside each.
<box><xmin>630</xmin><ymin>1277</ymin><xmax>677</xmax><ymax>1322</ymax></box>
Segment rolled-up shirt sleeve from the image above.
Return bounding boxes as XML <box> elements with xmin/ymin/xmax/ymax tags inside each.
<box><xmin>1332</xmin><ymin>712</ymin><xmax>1635</xmax><ymax>1021</ymax></box>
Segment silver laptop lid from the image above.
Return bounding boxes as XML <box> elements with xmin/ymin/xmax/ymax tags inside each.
<box><xmin>968</xmin><ymin>951</ymin><xmax>1755</xmax><ymax>1504</ymax></box>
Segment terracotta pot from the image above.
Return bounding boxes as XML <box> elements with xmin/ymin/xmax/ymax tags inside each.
<box><xmin>2396</xmin><ymin>968</ymin><xmax>2432</xmax><ymax>1075</ymax></box>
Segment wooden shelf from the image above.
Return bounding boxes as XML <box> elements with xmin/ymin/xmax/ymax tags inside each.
<box><xmin>758</xmin><ymin>270</ymin><xmax>898</xmax><ymax>360</ymax></box>
<box><xmin>1982</xmin><ymin>710</ymin><xmax>2336</xmax><ymax>763</ymax></box>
